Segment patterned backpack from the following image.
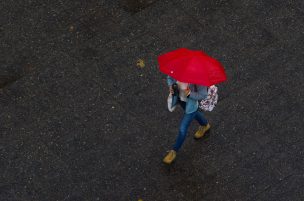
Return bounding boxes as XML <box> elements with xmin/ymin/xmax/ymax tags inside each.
<box><xmin>198</xmin><ymin>85</ymin><xmax>218</xmax><ymax>112</ymax></box>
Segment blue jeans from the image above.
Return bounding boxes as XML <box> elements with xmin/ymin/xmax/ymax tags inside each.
<box><xmin>173</xmin><ymin>101</ymin><xmax>208</xmax><ymax>151</ymax></box>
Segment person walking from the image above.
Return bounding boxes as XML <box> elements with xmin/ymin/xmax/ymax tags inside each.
<box><xmin>162</xmin><ymin>76</ymin><xmax>211</xmax><ymax>164</ymax></box>
<box><xmin>157</xmin><ymin>48</ymin><xmax>227</xmax><ymax>165</ymax></box>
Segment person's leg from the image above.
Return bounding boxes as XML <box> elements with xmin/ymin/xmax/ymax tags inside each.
<box><xmin>163</xmin><ymin>101</ymin><xmax>192</xmax><ymax>164</ymax></box>
<box><xmin>194</xmin><ymin>110</ymin><xmax>208</xmax><ymax>126</ymax></box>
<box><xmin>194</xmin><ymin>110</ymin><xmax>211</xmax><ymax>139</ymax></box>
<box><xmin>173</xmin><ymin>112</ymin><xmax>196</xmax><ymax>151</ymax></box>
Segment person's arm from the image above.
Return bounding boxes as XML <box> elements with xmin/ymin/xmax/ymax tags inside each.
<box><xmin>166</xmin><ymin>76</ymin><xmax>176</xmax><ymax>86</ymax></box>
<box><xmin>188</xmin><ymin>85</ymin><xmax>208</xmax><ymax>100</ymax></box>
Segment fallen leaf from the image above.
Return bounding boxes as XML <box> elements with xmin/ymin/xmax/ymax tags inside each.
<box><xmin>69</xmin><ymin>25</ymin><xmax>75</xmax><ymax>32</ymax></box>
<box><xmin>136</xmin><ymin>59</ymin><xmax>145</xmax><ymax>68</ymax></box>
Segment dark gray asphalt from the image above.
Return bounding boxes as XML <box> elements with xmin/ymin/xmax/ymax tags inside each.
<box><xmin>1</xmin><ymin>0</ymin><xmax>304</xmax><ymax>200</ymax></box>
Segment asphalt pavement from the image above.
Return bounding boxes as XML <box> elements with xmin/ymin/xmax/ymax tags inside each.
<box><xmin>1</xmin><ymin>0</ymin><xmax>304</xmax><ymax>200</ymax></box>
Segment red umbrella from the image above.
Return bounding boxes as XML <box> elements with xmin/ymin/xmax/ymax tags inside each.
<box><xmin>158</xmin><ymin>48</ymin><xmax>227</xmax><ymax>86</ymax></box>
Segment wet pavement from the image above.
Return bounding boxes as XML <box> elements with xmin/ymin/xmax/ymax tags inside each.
<box><xmin>1</xmin><ymin>0</ymin><xmax>304</xmax><ymax>200</ymax></box>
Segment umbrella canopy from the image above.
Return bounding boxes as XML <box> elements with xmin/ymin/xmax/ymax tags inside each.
<box><xmin>158</xmin><ymin>48</ymin><xmax>227</xmax><ymax>86</ymax></box>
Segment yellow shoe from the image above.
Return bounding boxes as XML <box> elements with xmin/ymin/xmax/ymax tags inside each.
<box><xmin>163</xmin><ymin>150</ymin><xmax>176</xmax><ymax>164</ymax></box>
<box><xmin>194</xmin><ymin>123</ymin><xmax>211</xmax><ymax>139</ymax></box>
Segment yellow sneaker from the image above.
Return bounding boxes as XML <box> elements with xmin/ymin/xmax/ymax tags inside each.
<box><xmin>163</xmin><ymin>150</ymin><xmax>176</xmax><ymax>164</ymax></box>
<box><xmin>194</xmin><ymin>123</ymin><xmax>211</xmax><ymax>139</ymax></box>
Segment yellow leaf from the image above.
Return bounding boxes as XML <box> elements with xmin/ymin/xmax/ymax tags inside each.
<box><xmin>136</xmin><ymin>59</ymin><xmax>145</xmax><ymax>68</ymax></box>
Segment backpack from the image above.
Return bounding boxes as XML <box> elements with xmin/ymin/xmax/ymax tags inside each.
<box><xmin>195</xmin><ymin>85</ymin><xmax>218</xmax><ymax>112</ymax></box>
